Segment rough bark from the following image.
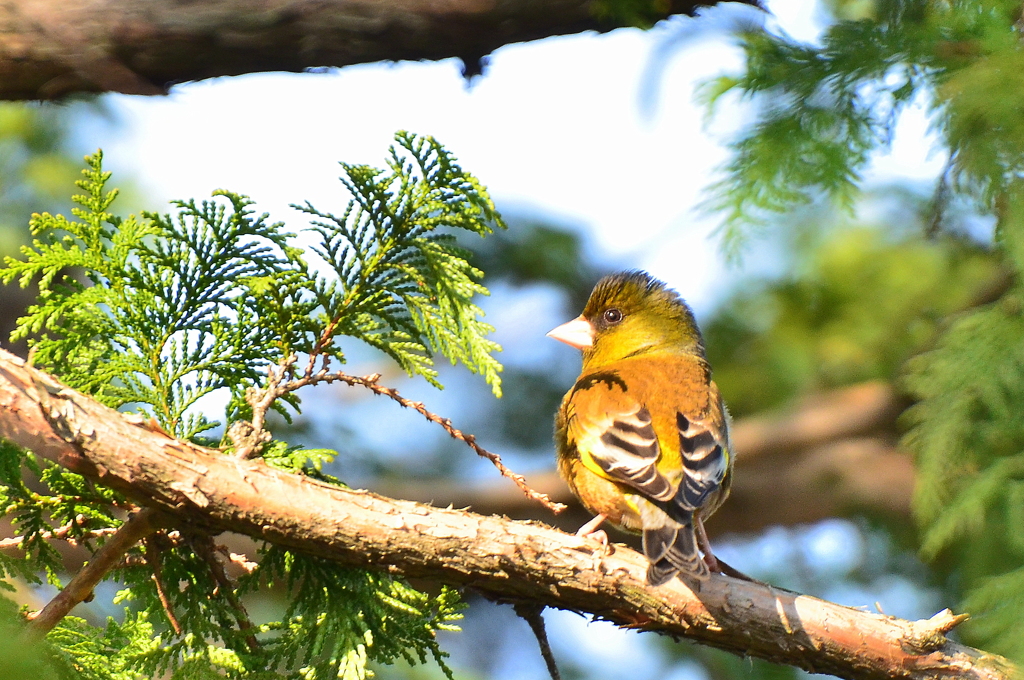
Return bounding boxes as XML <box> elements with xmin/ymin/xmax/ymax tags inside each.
<box><xmin>0</xmin><ymin>348</ymin><xmax>1015</xmax><ymax>680</ymax></box>
<box><xmin>0</xmin><ymin>0</ymin><xmax>750</xmax><ymax>100</ymax></box>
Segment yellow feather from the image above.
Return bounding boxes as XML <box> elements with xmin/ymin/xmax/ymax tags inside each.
<box><xmin>550</xmin><ymin>270</ymin><xmax>734</xmax><ymax>585</ymax></box>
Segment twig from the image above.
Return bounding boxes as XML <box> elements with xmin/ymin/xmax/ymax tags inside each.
<box><xmin>0</xmin><ymin>524</ymin><xmax>119</xmax><ymax>551</ymax></box>
<box><xmin>144</xmin><ymin>535</ymin><xmax>183</xmax><ymax>635</ymax></box>
<box><xmin>308</xmin><ymin>369</ymin><xmax>565</xmax><ymax>513</ymax></box>
<box><xmin>193</xmin><ymin>534</ymin><xmax>260</xmax><ymax>652</ymax></box>
<box><xmin>232</xmin><ymin>357</ymin><xmax>299</xmax><ymax>459</ymax></box>
<box><xmin>216</xmin><ymin>544</ymin><xmax>259</xmax><ymax>574</ymax></box>
<box><xmin>25</xmin><ymin>507</ymin><xmax>160</xmax><ymax>637</ymax></box>
<box><xmin>513</xmin><ymin>603</ymin><xmax>561</xmax><ymax>680</ymax></box>
<box><xmin>230</xmin><ymin>352</ymin><xmax>565</xmax><ymax>513</ymax></box>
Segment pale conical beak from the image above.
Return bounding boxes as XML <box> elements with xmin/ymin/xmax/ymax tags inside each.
<box><xmin>546</xmin><ymin>315</ymin><xmax>595</xmax><ymax>350</ymax></box>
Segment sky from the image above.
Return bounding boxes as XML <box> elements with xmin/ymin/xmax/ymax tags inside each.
<box><xmin>76</xmin><ymin>0</ymin><xmax>944</xmax><ymax>321</ymax></box>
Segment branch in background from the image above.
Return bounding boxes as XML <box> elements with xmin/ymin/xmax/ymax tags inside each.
<box><xmin>0</xmin><ymin>0</ymin><xmax>756</xmax><ymax>100</ymax></box>
<box><xmin>232</xmin><ymin>351</ymin><xmax>564</xmax><ymax>512</ymax></box>
<box><xmin>0</xmin><ymin>349</ymin><xmax>1014</xmax><ymax>680</ymax></box>
<box><xmin>376</xmin><ymin>381</ymin><xmax>914</xmax><ymax>536</ymax></box>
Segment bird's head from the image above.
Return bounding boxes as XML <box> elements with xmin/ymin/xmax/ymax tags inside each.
<box><xmin>547</xmin><ymin>270</ymin><xmax>704</xmax><ymax>366</ymax></box>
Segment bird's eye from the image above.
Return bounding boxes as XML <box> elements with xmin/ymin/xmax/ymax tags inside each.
<box><xmin>603</xmin><ymin>308</ymin><xmax>624</xmax><ymax>324</ymax></box>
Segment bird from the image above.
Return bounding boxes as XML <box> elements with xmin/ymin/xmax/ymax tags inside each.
<box><xmin>548</xmin><ymin>270</ymin><xmax>733</xmax><ymax>586</ymax></box>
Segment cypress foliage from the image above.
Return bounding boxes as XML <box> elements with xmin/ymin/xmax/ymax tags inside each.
<box><xmin>707</xmin><ymin>0</ymin><xmax>1024</xmax><ymax>659</ymax></box>
<box><xmin>0</xmin><ymin>133</ymin><xmax>500</xmax><ymax>679</ymax></box>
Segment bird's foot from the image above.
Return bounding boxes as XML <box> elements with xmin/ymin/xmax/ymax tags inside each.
<box><xmin>693</xmin><ymin>518</ymin><xmax>764</xmax><ymax>583</ymax></box>
<box><xmin>575</xmin><ymin>513</ymin><xmax>607</xmax><ymax>538</ymax></box>
<box><xmin>714</xmin><ymin>557</ymin><xmax>769</xmax><ymax>585</ymax></box>
<box><xmin>584</xmin><ymin>530</ymin><xmax>610</xmax><ymax>569</ymax></box>
<box><xmin>575</xmin><ymin>514</ymin><xmax>611</xmax><ymax>561</ymax></box>
<box><xmin>583</xmin><ymin>529</ymin><xmax>609</xmax><ymax>549</ymax></box>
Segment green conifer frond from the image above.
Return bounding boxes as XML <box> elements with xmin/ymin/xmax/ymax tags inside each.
<box><xmin>0</xmin><ymin>134</ymin><xmax>499</xmax><ymax>679</ymax></box>
<box><xmin>905</xmin><ymin>299</ymin><xmax>1024</xmax><ymax>550</ymax></box>
<box><xmin>701</xmin><ymin>0</ymin><xmax>1021</xmax><ymax>250</ymax></box>
<box><xmin>700</xmin><ymin>20</ymin><xmax>916</xmax><ymax>252</ymax></box>
<box><xmin>46</xmin><ymin>612</ymin><xmax>158</xmax><ymax>680</ymax></box>
<box><xmin>236</xmin><ymin>549</ymin><xmax>464</xmax><ymax>680</ymax></box>
<box><xmin>903</xmin><ymin>293</ymin><xmax>1024</xmax><ymax>656</ymax></box>
<box><xmin>963</xmin><ymin>565</ymin><xmax>1024</xmax><ymax>661</ymax></box>
<box><xmin>295</xmin><ymin>131</ymin><xmax>504</xmax><ymax>396</ymax></box>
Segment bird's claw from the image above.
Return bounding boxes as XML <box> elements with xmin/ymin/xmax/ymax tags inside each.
<box><xmin>584</xmin><ymin>528</ymin><xmax>610</xmax><ymax>555</ymax></box>
<box><xmin>574</xmin><ymin>515</ymin><xmax>612</xmax><ymax>561</ymax></box>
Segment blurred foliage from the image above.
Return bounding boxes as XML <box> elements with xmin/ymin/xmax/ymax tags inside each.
<box><xmin>703</xmin><ymin>0</ymin><xmax>1024</xmax><ymax>663</ymax></box>
<box><xmin>704</xmin><ymin>198</ymin><xmax>1003</xmax><ymax>417</ymax></box>
<box><xmin>0</xmin><ymin>103</ymin><xmax>89</xmax><ymax>352</ymax></box>
<box><xmin>470</xmin><ymin>217</ymin><xmax>598</xmax><ymax>311</ymax></box>
<box><xmin>468</xmin><ymin>217</ymin><xmax>602</xmax><ymax>453</ymax></box>
<box><xmin>0</xmin><ymin>596</ymin><xmax>59</xmax><ymax>680</ymax></box>
<box><xmin>0</xmin><ymin>104</ymin><xmax>83</xmax><ymax>234</ymax></box>
<box><xmin>703</xmin><ymin>0</ymin><xmax>1024</xmax><ymax>250</ymax></box>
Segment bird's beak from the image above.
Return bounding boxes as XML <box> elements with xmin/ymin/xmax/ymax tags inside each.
<box><xmin>546</xmin><ymin>315</ymin><xmax>595</xmax><ymax>350</ymax></box>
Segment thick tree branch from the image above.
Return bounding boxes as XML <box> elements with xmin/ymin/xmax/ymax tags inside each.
<box><xmin>0</xmin><ymin>0</ymin><xmax>753</xmax><ymax>100</ymax></box>
<box><xmin>0</xmin><ymin>348</ymin><xmax>1014</xmax><ymax>680</ymax></box>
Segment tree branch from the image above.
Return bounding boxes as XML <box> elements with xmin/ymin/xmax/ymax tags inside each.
<box><xmin>514</xmin><ymin>603</ymin><xmax>562</xmax><ymax>680</ymax></box>
<box><xmin>144</xmin><ymin>534</ymin><xmax>183</xmax><ymax>635</ymax></box>
<box><xmin>25</xmin><ymin>507</ymin><xmax>160</xmax><ymax>636</ymax></box>
<box><xmin>0</xmin><ymin>0</ymin><xmax>754</xmax><ymax>100</ymax></box>
<box><xmin>0</xmin><ymin>348</ymin><xmax>1014</xmax><ymax>680</ymax></box>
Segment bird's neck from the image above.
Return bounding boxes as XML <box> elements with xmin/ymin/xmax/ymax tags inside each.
<box><xmin>582</xmin><ymin>342</ymin><xmax>702</xmax><ymax>370</ymax></box>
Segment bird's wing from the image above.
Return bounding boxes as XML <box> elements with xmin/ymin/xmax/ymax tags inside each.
<box><xmin>568</xmin><ymin>375</ymin><xmax>675</xmax><ymax>502</ymax></box>
<box><xmin>671</xmin><ymin>391</ymin><xmax>731</xmax><ymax>515</ymax></box>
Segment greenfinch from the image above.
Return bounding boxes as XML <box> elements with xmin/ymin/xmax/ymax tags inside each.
<box><xmin>548</xmin><ymin>270</ymin><xmax>733</xmax><ymax>586</ymax></box>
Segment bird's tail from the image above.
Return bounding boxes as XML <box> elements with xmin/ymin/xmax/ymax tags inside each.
<box><xmin>642</xmin><ymin>512</ymin><xmax>708</xmax><ymax>586</ymax></box>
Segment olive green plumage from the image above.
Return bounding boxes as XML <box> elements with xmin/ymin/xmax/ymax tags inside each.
<box><xmin>550</xmin><ymin>270</ymin><xmax>733</xmax><ymax>586</ymax></box>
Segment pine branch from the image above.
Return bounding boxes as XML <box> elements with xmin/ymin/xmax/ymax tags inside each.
<box><xmin>0</xmin><ymin>348</ymin><xmax>1014</xmax><ymax>680</ymax></box>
